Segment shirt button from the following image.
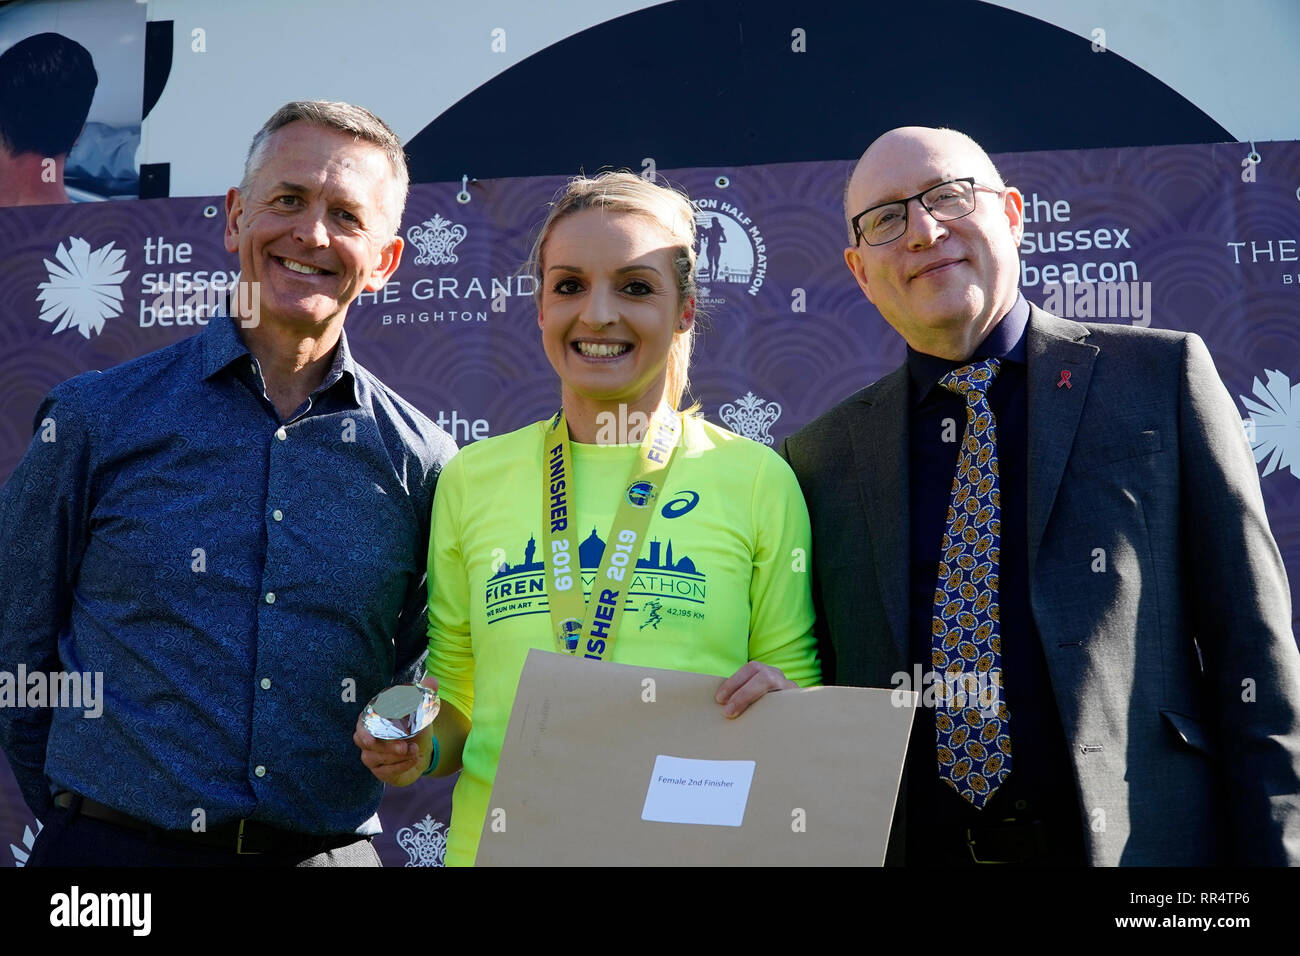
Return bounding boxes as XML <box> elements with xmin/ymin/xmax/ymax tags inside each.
<box><xmin>272</xmin><ymin>509</ymin><xmax>283</xmax><ymax>522</ymax></box>
<box><xmin>260</xmin><ymin>678</ymin><xmax>272</xmax><ymax>690</ymax></box>
<box><xmin>265</xmin><ymin>592</ymin><xmax>276</xmax><ymax>604</ymax></box>
<box><xmin>275</xmin><ymin>427</ymin><xmax>287</xmax><ymax>441</ymax></box>
<box><xmin>254</xmin><ymin>765</ymin><xmax>266</xmax><ymax>778</ymax></box>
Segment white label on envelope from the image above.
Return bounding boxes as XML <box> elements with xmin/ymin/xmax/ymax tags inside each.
<box><xmin>640</xmin><ymin>755</ymin><xmax>756</xmax><ymax>827</ymax></box>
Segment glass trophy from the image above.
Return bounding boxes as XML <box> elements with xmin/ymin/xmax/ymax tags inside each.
<box><xmin>361</xmin><ymin>683</ymin><xmax>440</xmax><ymax>740</ymax></box>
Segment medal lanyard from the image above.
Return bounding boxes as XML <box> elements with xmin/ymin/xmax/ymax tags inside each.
<box><xmin>542</xmin><ymin>407</ymin><xmax>682</xmax><ymax>660</ymax></box>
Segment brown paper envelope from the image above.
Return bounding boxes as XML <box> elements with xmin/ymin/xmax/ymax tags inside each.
<box><xmin>476</xmin><ymin>648</ymin><xmax>915</xmax><ymax>866</ymax></box>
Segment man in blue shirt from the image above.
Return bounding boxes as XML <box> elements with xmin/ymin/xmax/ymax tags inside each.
<box><xmin>0</xmin><ymin>101</ymin><xmax>456</xmax><ymax>865</ymax></box>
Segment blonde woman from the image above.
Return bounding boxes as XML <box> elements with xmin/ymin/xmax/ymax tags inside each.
<box><xmin>356</xmin><ymin>172</ymin><xmax>819</xmax><ymax>865</ymax></box>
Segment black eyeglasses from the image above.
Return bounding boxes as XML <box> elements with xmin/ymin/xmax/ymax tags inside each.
<box><xmin>851</xmin><ymin>178</ymin><xmax>1003</xmax><ymax>247</ymax></box>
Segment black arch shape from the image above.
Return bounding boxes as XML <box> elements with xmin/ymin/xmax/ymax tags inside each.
<box><xmin>404</xmin><ymin>0</ymin><xmax>1232</xmax><ymax>184</ymax></box>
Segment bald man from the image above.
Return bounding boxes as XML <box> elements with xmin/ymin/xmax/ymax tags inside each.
<box><xmin>781</xmin><ymin>127</ymin><xmax>1300</xmax><ymax>866</ymax></box>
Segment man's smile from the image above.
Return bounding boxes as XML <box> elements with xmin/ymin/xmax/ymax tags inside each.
<box><xmin>273</xmin><ymin>255</ymin><xmax>334</xmax><ymax>276</ymax></box>
<box><xmin>911</xmin><ymin>257</ymin><xmax>964</xmax><ymax>280</ymax></box>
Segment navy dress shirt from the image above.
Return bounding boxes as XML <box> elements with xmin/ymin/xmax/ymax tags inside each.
<box><xmin>0</xmin><ymin>312</ymin><xmax>456</xmax><ymax>834</ymax></box>
<box><xmin>903</xmin><ymin>294</ymin><xmax>1086</xmax><ymax>864</ymax></box>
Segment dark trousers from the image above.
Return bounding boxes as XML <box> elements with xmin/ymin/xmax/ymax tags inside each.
<box><xmin>28</xmin><ymin>800</ymin><xmax>381</xmax><ymax>867</ymax></box>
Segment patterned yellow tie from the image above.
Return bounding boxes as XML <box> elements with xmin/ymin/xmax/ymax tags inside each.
<box><xmin>932</xmin><ymin>358</ymin><xmax>1011</xmax><ymax>809</ymax></box>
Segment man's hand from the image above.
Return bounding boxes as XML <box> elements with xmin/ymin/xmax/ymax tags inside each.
<box><xmin>353</xmin><ymin>676</ymin><xmax>438</xmax><ymax>787</ymax></box>
<box><xmin>715</xmin><ymin>661</ymin><xmax>796</xmax><ymax>718</ymax></box>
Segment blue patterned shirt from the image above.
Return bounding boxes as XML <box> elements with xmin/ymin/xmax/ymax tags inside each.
<box><xmin>0</xmin><ymin>313</ymin><xmax>456</xmax><ymax>835</ymax></box>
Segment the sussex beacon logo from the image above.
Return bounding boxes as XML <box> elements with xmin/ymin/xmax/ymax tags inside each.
<box><xmin>37</xmin><ymin>237</ymin><xmax>130</xmax><ymax>339</ymax></box>
<box><xmin>406</xmin><ymin>213</ymin><xmax>468</xmax><ymax>266</ymax></box>
<box><xmin>9</xmin><ymin>819</ymin><xmax>41</xmax><ymax>866</ymax></box>
<box><xmin>1240</xmin><ymin>368</ymin><xmax>1299</xmax><ymax>480</ymax></box>
<box><xmin>720</xmin><ymin>391</ymin><xmax>782</xmax><ymax>445</ymax></box>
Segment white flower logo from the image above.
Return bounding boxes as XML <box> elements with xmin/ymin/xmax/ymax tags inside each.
<box><xmin>37</xmin><ymin>237</ymin><xmax>130</xmax><ymax>339</ymax></box>
<box><xmin>1240</xmin><ymin>369</ymin><xmax>1299</xmax><ymax>480</ymax></box>
<box><xmin>9</xmin><ymin>819</ymin><xmax>42</xmax><ymax>867</ymax></box>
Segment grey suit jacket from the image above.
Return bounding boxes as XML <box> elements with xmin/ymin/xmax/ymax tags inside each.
<box><xmin>781</xmin><ymin>305</ymin><xmax>1300</xmax><ymax>865</ymax></box>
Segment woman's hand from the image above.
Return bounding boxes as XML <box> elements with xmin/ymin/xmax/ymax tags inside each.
<box><xmin>353</xmin><ymin>676</ymin><xmax>438</xmax><ymax>787</ymax></box>
<box><xmin>715</xmin><ymin>661</ymin><xmax>797</xmax><ymax>718</ymax></box>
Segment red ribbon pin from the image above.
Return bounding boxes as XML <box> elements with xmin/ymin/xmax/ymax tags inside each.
<box><xmin>1057</xmin><ymin>370</ymin><xmax>1072</xmax><ymax>389</ymax></box>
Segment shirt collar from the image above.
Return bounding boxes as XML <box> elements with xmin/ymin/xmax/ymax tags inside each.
<box><xmin>201</xmin><ymin>308</ymin><xmax>361</xmax><ymax>406</ymax></box>
<box><xmin>201</xmin><ymin>310</ymin><xmax>253</xmax><ymax>380</ymax></box>
<box><xmin>905</xmin><ymin>292</ymin><xmax>1030</xmax><ymax>405</ymax></box>
<box><xmin>317</xmin><ymin>327</ymin><xmax>361</xmax><ymax>406</ymax></box>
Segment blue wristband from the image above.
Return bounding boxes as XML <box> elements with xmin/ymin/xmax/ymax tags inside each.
<box><xmin>422</xmin><ymin>735</ymin><xmax>441</xmax><ymax>776</ymax></box>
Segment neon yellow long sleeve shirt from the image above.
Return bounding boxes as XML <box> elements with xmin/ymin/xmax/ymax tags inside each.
<box><xmin>425</xmin><ymin>416</ymin><xmax>820</xmax><ymax>866</ymax></box>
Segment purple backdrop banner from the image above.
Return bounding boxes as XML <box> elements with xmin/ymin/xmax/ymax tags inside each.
<box><xmin>1</xmin><ymin>140</ymin><xmax>1297</xmax><ymax>865</ymax></box>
